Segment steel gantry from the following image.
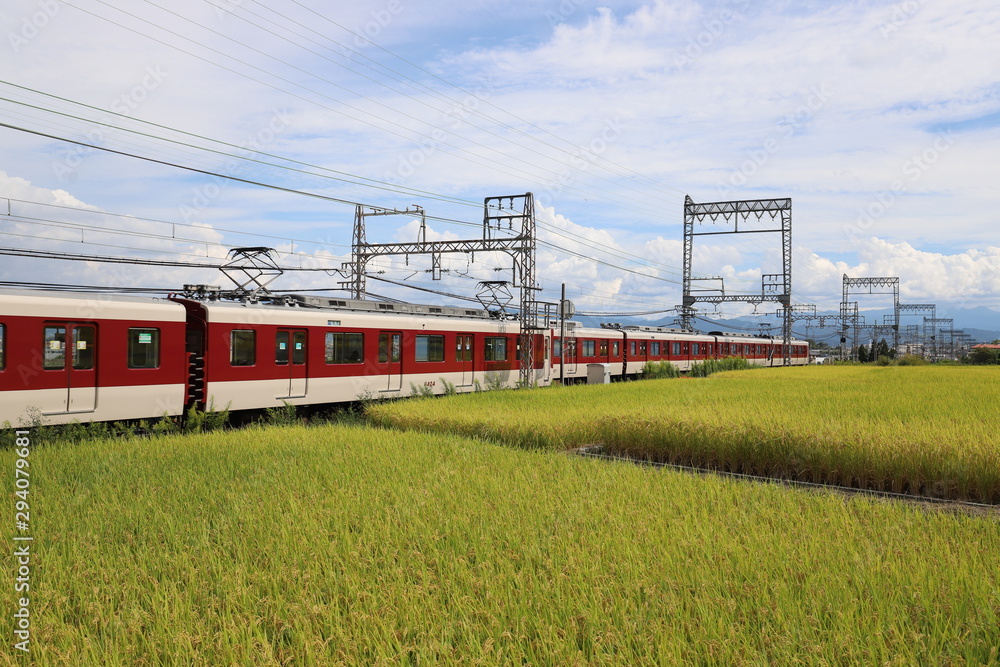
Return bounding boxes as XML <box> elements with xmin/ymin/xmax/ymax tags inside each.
<box><xmin>897</xmin><ymin>304</ymin><xmax>936</xmax><ymax>356</ymax></box>
<box><xmin>680</xmin><ymin>196</ymin><xmax>793</xmax><ymax>365</ymax></box>
<box><xmin>342</xmin><ymin>193</ymin><xmax>541</xmax><ymax>388</ymax></box>
<box><xmin>922</xmin><ymin>317</ymin><xmax>954</xmax><ymax>361</ymax></box>
<box><xmin>841</xmin><ymin>275</ymin><xmax>900</xmax><ymax>357</ymax></box>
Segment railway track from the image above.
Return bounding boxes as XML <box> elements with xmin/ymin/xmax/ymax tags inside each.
<box><xmin>571</xmin><ymin>445</ymin><xmax>999</xmax><ymax>515</ymax></box>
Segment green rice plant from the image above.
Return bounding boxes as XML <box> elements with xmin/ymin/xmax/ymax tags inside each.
<box><xmin>183</xmin><ymin>399</ymin><xmax>230</xmax><ymax>433</ymax></box>
<box><xmin>641</xmin><ymin>360</ymin><xmax>681</xmax><ymax>378</ymax></box>
<box><xmin>409</xmin><ymin>382</ymin><xmax>436</xmax><ymax>398</ymax></box>
<box><xmin>370</xmin><ymin>366</ymin><xmax>1000</xmax><ymax>502</ymax></box>
<box><xmin>689</xmin><ymin>355</ymin><xmax>753</xmax><ymax>377</ymax></box>
<box><xmin>262</xmin><ymin>400</ymin><xmax>298</xmax><ymax>426</ymax></box>
<box><xmin>2</xmin><ymin>424</ymin><xmax>998</xmax><ymax>664</ymax></box>
<box><xmin>895</xmin><ymin>353</ymin><xmax>929</xmax><ymax>366</ymax></box>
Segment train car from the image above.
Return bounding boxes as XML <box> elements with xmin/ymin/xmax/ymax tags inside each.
<box><xmin>0</xmin><ymin>289</ymin><xmax>188</xmax><ymax>425</ymax></box>
<box><xmin>0</xmin><ymin>287</ymin><xmax>808</xmax><ymax>425</ymax></box>
<box><xmin>172</xmin><ymin>293</ymin><xmax>554</xmax><ymax>412</ymax></box>
<box><xmin>550</xmin><ymin>322</ymin><xmax>809</xmax><ymax>383</ymax></box>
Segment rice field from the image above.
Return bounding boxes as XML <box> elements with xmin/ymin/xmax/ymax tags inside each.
<box><xmin>1</xmin><ymin>423</ymin><xmax>998</xmax><ymax>665</ymax></box>
<box><xmin>369</xmin><ymin>365</ymin><xmax>1000</xmax><ymax>503</ymax></box>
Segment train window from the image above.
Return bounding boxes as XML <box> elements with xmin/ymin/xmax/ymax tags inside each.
<box><xmin>378</xmin><ymin>334</ymin><xmax>401</xmax><ymax>363</ymax></box>
<box><xmin>415</xmin><ymin>335</ymin><xmax>445</xmax><ymax>362</ymax></box>
<box><xmin>552</xmin><ymin>339</ymin><xmax>561</xmax><ymax>357</ymax></box>
<box><xmin>128</xmin><ymin>328</ymin><xmax>160</xmax><ymax>369</ymax></box>
<box><xmin>0</xmin><ymin>324</ymin><xmax>4</xmax><ymax>371</ymax></box>
<box><xmin>455</xmin><ymin>335</ymin><xmax>473</xmax><ymax>362</ymax></box>
<box><xmin>72</xmin><ymin>326</ymin><xmax>95</xmax><ymax>370</ymax></box>
<box><xmin>692</xmin><ymin>343</ymin><xmax>700</xmax><ymax>356</ymax></box>
<box><xmin>43</xmin><ymin>326</ymin><xmax>66</xmax><ymax>369</ymax></box>
<box><xmin>230</xmin><ymin>330</ymin><xmax>256</xmax><ymax>366</ymax></box>
<box><xmin>484</xmin><ymin>336</ymin><xmax>507</xmax><ymax>361</ymax></box>
<box><xmin>292</xmin><ymin>332</ymin><xmax>306</xmax><ymax>365</ymax></box>
<box><xmin>651</xmin><ymin>342</ymin><xmax>660</xmax><ymax>356</ymax></box>
<box><xmin>275</xmin><ymin>331</ymin><xmax>290</xmax><ymax>365</ymax></box>
<box><xmin>613</xmin><ymin>341</ymin><xmax>620</xmax><ymax>356</ymax></box>
<box><xmin>582</xmin><ymin>340</ymin><xmax>595</xmax><ymax>356</ymax></box>
<box><xmin>326</xmin><ymin>332</ymin><xmax>364</xmax><ymax>364</ymax></box>
<box><xmin>639</xmin><ymin>341</ymin><xmax>647</xmax><ymax>355</ymax></box>
<box><xmin>630</xmin><ymin>341</ymin><xmax>636</xmax><ymax>356</ymax></box>
<box><xmin>599</xmin><ymin>340</ymin><xmax>608</xmax><ymax>356</ymax></box>
<box><xmin>672</xmin><ymin>342</ymin><xmax>681</xmax><ymax>356</ymax></box>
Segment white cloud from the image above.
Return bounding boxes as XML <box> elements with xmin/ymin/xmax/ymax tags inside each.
<box><xmin>1</xmin><ymin>0</ymin><xmax>999</xmax><ymax>326</ymax></box>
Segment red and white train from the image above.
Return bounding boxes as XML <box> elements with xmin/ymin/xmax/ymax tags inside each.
<box><xmin>0</xmin><ymin>288</ymin><xmax>809</xmax><ymax>425</ymax></box>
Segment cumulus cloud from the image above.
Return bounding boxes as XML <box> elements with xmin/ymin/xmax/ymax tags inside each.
<box><xmin>1</xmin><ymin>0</ymin><xmax>998</xmax><ymax>324</ymax></box>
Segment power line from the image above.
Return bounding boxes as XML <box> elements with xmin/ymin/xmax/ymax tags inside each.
<box><xmin>0</xmin><ymin>246</ymin><xmax>342</xmax><ymax>272</ymax></box>
<box><xmin>53</xmin><ymin>0</ymin><xmax>674</xmax><ymax>219</ymax></box>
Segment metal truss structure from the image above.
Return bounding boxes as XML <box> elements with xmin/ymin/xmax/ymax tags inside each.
<box><xmin>897</xmin><ymin>304</ymin><xmax>936</xmax><ymax>356</ymax></box>
<box><xmin>680</xmin><ymin>196</ymin><xmax>793</xmax><ymax>366</ymax></box>
<box><xmin>342</xmin><ymin>193</ymin><xmax>540</xmax><ymax>387</ymax></box>
<box><xmin>922</xmin><ymin>317</ymin><xmax>953</xmax><ymax>360</ymax></box>
<box><xmin>841</xmin><ymin>276</ymin><xmax>900</xmax><ymax>359</ymax></box>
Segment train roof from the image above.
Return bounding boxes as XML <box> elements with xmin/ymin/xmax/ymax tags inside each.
<box><xmin>177</xmin><ymin>292</ymin><xmax>509</xmax><ymax>331</ymax></box>
<box><xmin>284</xmin><ymin>294</ymin><xmax>489</xmax><ymax>319</ymax></box>
<box><xmin>0</xmin><ymin>288</ymin><xmax>185</xmax><ymax>321</ymax></box>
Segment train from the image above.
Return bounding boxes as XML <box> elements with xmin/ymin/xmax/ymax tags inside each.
<box><xmin>0</xmin><ymin>287</ymin><xmax>809</xmax><ymax>425</ymax></box>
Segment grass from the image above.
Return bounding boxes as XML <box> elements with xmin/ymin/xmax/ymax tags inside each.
<box><xmin>369</xmin><ymin>365</ymin><xmax>1000</xmax><ymax>503</ymax></box>
<box><xmin>1</xmin><ymin>423</ymin><xmax>998</xmax><ymax>665</ymax></box>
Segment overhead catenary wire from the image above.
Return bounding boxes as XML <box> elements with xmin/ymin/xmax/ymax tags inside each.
<box><xmin>161</xmin><ymin>0</ymin><xmax>688</xmax><ymax>211</ymax></box>
<box><xmin>0</xmin><ymin>246</ymin><xmax>343</xmax><ymax>272</ymax></box>
<box><xmin>273</xmin><ymin>0</ymin><xmax>692</xmax><ymax>198</ymax></box>
<box><xmin>47</xmin><ymin>0</ymin><xmax>678</xmax><ymax>220</ymax></box>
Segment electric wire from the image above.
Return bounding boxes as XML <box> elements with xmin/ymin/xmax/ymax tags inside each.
<box><xmin>53</xmin><ymin>0</ymin><xmax>676</xmax><ymax>219</ymax></box>
<box><xmin>181</xmin><ymin>0</ymin><xmax>687</xmax><ymax>211</ymax></box>
<box><xmin>277</xmin><ymin>0</ymin><xmax>692</xmax><ymax>198</ymax></box>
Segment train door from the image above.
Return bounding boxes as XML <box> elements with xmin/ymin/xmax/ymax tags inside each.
<box><xmin>42</xmin><ymin>323</ymin><xmax>97</xmax><ymax>415</ymax></box>
<box><xmin>543</xmin><ymin>333</ymin><xmax>552</xmax><ymax>383</ymax></box>
<box><xmin>457</xmin><ymin>334</ymin><xmax>474</xmax><ymax>387</ymax></box>
<box><xmin>379</xmin><ymin>331</ymin><xmax>402</xmax><ymax>392</ymax></box>
<box><xmin>276</xmin><ymin>328</ymin><xmax>308</xmax><ymax>398</ymax></box>
<box><xmin>566</xmin><ymin>336</ymin><xmax>578</xmax><ymax>377</ymax></box>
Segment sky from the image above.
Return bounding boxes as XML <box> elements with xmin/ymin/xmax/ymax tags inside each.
<box><xmin>1</xmin><ymin>0</ymin><xmax>999</xmax><ymax>329</ymax></box>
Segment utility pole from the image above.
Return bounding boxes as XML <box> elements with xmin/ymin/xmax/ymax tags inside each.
<box><xmin>559</xmin><ymin>283</ymin><xmax>566</xmax><ymax>386</ymax></box>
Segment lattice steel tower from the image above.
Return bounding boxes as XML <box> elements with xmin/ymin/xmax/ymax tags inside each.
<box><xmin>679</xmin><ymin>196</ymin><xmax>793</xmax><ymax>366</ymax></box>
<box><xmin>342</xmin><ymin>193</ymin><xmax>540</xmax><ymax>388</ymax></box>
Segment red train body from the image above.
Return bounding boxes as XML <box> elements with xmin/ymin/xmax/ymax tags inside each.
<box><xmin>0</xmin><ymin>289</ymin><xmax>809</xmax><ymax>425</ymax></box>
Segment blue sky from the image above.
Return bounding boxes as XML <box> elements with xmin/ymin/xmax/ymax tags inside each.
<box><xmin>1</xmin><ymin>0</ymin><xmax>998</xmax><ymax>321</ymax></box>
